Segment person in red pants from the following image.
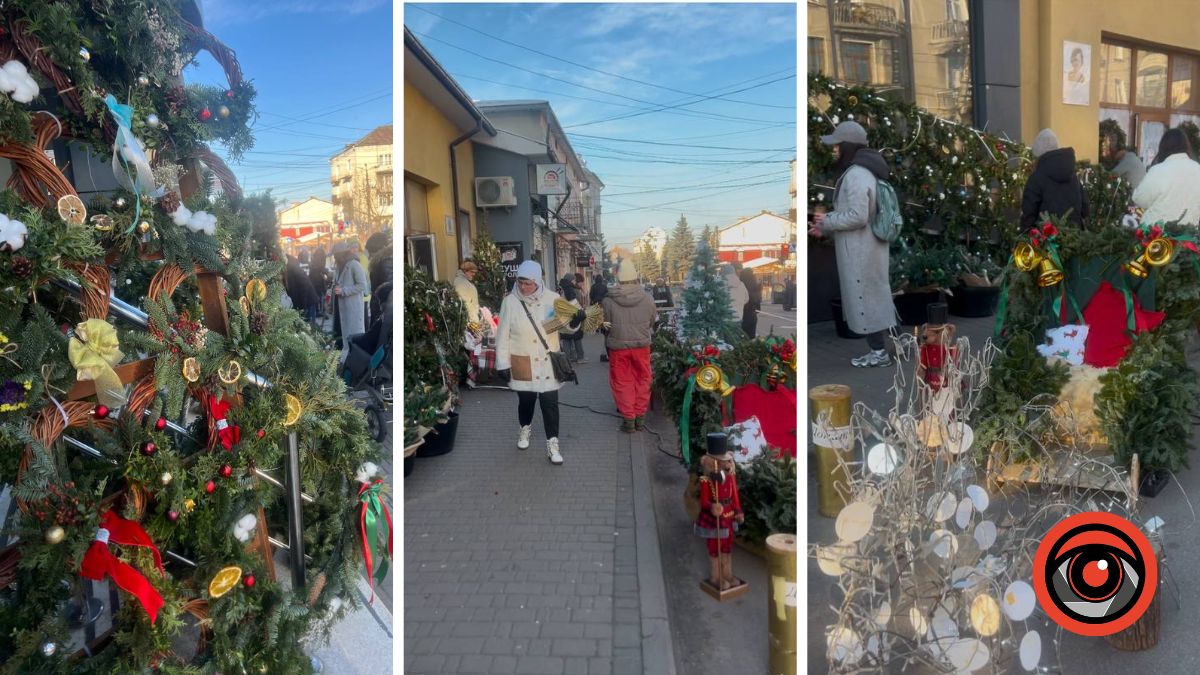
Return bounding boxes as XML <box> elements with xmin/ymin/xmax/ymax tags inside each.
<box><xmin>601</xmin><ymin>259</ymin><xmax>658</xmax><ymax>432</ymax></box>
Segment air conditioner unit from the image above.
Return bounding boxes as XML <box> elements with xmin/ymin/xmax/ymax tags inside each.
<box><xmin>475</xmin><ymin>176</ymin><xmax>517</xmax><ymax>208</ymax></box>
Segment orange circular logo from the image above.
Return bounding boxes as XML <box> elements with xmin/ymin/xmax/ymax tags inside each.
<box><xmin>1032</xmin><ymin>511</ymin><xmax>1157</xmax><ymax>636</ymax></box>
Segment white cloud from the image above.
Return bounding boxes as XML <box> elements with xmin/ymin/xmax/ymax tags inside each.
<box><xmin>204</xmin><ymin>0</ymin><xmax>388</xmax><ymax>27</ymax></box>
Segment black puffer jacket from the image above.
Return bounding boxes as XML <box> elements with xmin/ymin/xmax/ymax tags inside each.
<box><xmin>1021</xmin><ymin>147</ymin><xmax>1089</xmax><ymax>230</ymax></box>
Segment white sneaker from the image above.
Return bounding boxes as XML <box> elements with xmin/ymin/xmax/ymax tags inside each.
<box><xmin>851</xmin><ymin>349</ymin><xmax>893</xmax><ymax>368</ymax></box>
<box><xmin>546</xmin><ymin>438</ymin><xmax>563</xmax><ymax>465</ymax></box>
<box><xmin>517</xmin><ymin>425</ymin><xmax>532</xmax><ymax>450</ymax></box>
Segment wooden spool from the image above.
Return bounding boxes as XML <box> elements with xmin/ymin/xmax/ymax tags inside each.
<box><xmin>810</xmin><ymin>384</ymin><xmax>852</xmax><ymax>517</ymax></box>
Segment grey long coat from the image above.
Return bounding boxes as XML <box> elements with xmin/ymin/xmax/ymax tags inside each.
<box><xmin>335</xmin><ymin>258</ymin><xmax>368</xmax><ymax>337</ymax></box>
<box><xmin>820</xmin><ymin>157</ymin><xmax>896</xmax><ymax>335</ymax></box>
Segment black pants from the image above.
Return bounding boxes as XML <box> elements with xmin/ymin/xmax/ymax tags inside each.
<box><xmin>867</xmin><ymin>330</ymin><xmax>886</xmax><ymax>351</ymax></box>
<box><xmin>518</xmin><ymin>390</ymin><xmax>560</xmax><ymax>440</ymax></box>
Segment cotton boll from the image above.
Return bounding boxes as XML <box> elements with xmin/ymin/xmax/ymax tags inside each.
<box><xmin>172</xmin><ymin>204</ymin><xmax>192</xmax><ymax>226</ymax></box>
<box><xmin>4</xmin><ymin>60</ymin><xmax>29</xmax><ymax>79</ymax></box>
<box><xmin>355</xmin><ymin>462</ymin><xmax>380</xmax><ymax>483</ymax></box>
<box><xmin>233</xmin><ymin>526</ymin><xmax>250</xmax><ymax>542</ymax></box>
<box><xmin>329</xmin><ymin>598</ymin><xmax>344</xmax><ymax>613</ymax></box>
<box><xmin>11</xmin><ymin>85</ymin><xmax>34</xmax><ymax>104</ymax></box>
<box><xmin>0</xmin><ymin>214</ymin><xmax>27</xmax><ymax>251</ymax></box>
<box><xmin>238</xmin><ymin>513</ymin><xmax>258</xmax><ymax>531</ymax></box>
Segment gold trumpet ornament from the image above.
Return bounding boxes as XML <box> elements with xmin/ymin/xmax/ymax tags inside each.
<box><xmin>695</xmin><ymin>364</ymin><xmax>734</xmax><ymax>397</ymax></box>
<box><xmin>1126</xmin><ymin>237</ymin><xmax>1174</xmax><ymax>279</ymax></box>
<box><xmin>1012</xmin><ymin>242</ymin><xmax>1063</xmax><ymax>288</ymax></box>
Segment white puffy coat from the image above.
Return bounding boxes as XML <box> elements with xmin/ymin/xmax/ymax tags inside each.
<box><xmin>496</xmin><ymin>289</ymin><xmax>563</xmax><ymax>393</ymax></box>
<box><xmin>1133</xmin><ymin>153</ymin><xmax>1200</xmax><ymax>226</ymax></box>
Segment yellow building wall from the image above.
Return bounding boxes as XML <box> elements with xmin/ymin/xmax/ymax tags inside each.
<box><xmin>1020</xmin><ymin>0</ymin><xmax>1200</xmax><ymax>162</ymax></box>
<box><xmin>403</xmin><ymin>80</ymin><xmax>476</xmax><ymax>281</ymax></box>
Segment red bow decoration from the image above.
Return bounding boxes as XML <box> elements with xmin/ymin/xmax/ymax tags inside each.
<box><xmin>207</xmin><ymin>394</ymin><xmax>240</xmax><ymax>451</ymax></box>
<box><xmin>80</xmin><ymin>510</ymin><xmax>165</xmax><ymax>624</ymax></box>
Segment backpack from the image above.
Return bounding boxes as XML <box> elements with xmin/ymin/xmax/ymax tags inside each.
<box><xmin>871</xmin><ymin>179</ymin><xmax>903</xmax><ymax>243</ymax></box>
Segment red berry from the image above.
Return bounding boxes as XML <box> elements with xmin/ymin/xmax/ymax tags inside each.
<box><xmin>256</xmin><ymin>429</ymin><xmax>265</xmax><ymax>439</ymax></box>
<box><xmin>141</xmin><ymin>441</ymin><xmax>157</xmax><ymax>456</ymax></box>
<box><xmin>167</xmin><ymin>510</ymin><xmax>178</xmax><ymax>521</ymax></box>
<box><xmin>243</xmin><ymin>575</ymin><xmax>255</xmax><ymax>588</ymax></box>
<box><xmin>155</xmin><ymin>417</ymin><xmax>167</xmax><ymax>431</ymax></box>
<box><xmin>219</xmin><ymin>464</ymin><xmax>233</xmax><ymax>478</ymax></box>
<box><xmin>94</xmin><ymin>405</ymin><xmax>110</xmax><ymax>419</ymax></box>
<box><xmin>225</xmin><ymin>90</ymin><xmax>235</xmax><ymax>99</ymax></box>
<box><xmin>205</xmin><ymin>480</ymin><xmax>215</xmax><ymax>494</ymax></box>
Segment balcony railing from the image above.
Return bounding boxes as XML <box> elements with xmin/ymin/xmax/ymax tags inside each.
<box><xmin>935</xmin><ymin>86</ymin><xmax>972</xmax><ymax>112</ymax></box>
<box><xmin>537</xmin><ymin>199</ymin><xmax>597</xmax><ymax>234</ymax></box>
<box><xmin>931</xmin><ymin>19</ymin><xmax>969</xmax><ymax>53</ymax></box>
<box><xmin>832</xmin><ymin>2</ymin><xmax>902</xmax><ymax>33</ymax></box>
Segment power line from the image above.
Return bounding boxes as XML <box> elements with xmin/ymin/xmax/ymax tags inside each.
<box><xmin>258</xmin><ymin>111</ymin><xmax>374</xmax><ymax>132</ymax></box>
<box><xmin>251</xmin><ymin>92</ymin><xmax>391</xmax><ymax>134</ymax></box>
<box><xmin>564</xmin><ymin>74</ymin><xmax>796</xmax><ymax>129</ymax></box>
<box><xmin>411</xmin><ymin>29</ymin><xmax>791</xmax><ymax>127</ymax></box>
<box><xmin>408</xmin><ymin>5</ymin><xmax>796</xmax><ymax>110</ymax></box>
<box><xmin>568</xmin><ymin>132</ymin><xmax>794</xmax><ymax>152</ymax></box>
<box><xmin>602</xmin><ymin>180</ymin><xmax>787</xmax><ymax>215</ymax></box>
<box><xmin>602</xmin><ymin>171</ymin><xmax>791</xmax><ymax>197</ymax></box>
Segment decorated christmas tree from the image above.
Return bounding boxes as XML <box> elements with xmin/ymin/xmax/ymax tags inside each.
<box><xmin>0</xmin><ymin>4</ymin><xmax>382</xmax><ymax>673</ymax></box>
<box><xmin>471</xmin><ymin>228</ymin><xmax>506</xmax><ymax>314</ymax></box>
<box><xmin>681</xmin><ymin>240</ymin><xmax>736</xmax><ymax>343</ymax></box>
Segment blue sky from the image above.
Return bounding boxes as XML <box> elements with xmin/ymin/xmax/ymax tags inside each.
<box><xmin>189</xmin><ymin>0</ymin><xmax>393</xmax><ymax>209</ymax></box>
<box><xmin>405</xmin><ymin>2</ymin><xmax>797</xmax><ymax>247</ymax></box>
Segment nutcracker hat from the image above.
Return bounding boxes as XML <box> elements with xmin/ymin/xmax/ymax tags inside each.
<box><xmin>705</xmin><ymin>432</ymin><xmax>733</xmax><ymax>461</ymax></box>
<box><xmin>617</xmin><ymin>259</ymin><xmax>639</xmax><ymax>283</ymax></box>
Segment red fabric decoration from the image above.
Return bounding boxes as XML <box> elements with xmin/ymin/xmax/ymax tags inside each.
<box><xmin>207</xmin><ymin>394</ymin><xmax>240</xmax><ymax>451</ymax></box>
<box><xmin>80</xmin><ymin>510</ymin><xmax>165</xmax><ymax>624</ymax></box>
<box><xmin>731</xmin><ymin>384</ymin><xmax>796</xmax><ymax>458</ymax></box>
<box><xmin>1082</xmin><ymin>281</ymin><xmax>1166</xmax><ymax>368</ymax></box>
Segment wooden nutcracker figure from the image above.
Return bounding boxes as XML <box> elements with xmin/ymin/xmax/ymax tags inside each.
<box><xmin>695</xmin><ymin>432</ymin><xmax>748</xmax><ymax>600</ymax></box>
<box><xmin>916</xmin><ymin>302</ymin><xmax>957</xmax><ymax>392</ymax></box>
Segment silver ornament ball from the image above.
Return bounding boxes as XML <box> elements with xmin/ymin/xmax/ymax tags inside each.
<box><xmin>137</xmin><ymin>75</ymin><xmax>150</xmax><ymax>86</ymax></box>
<box><xmin>115</xmin><ymin>197</ymin><xmax>126</xmax><ymax>208</ymax></box>
<box><xmin>218</xmin><ymin>105</ymin><xmax>231</xmax><ymax>119</ymax></box>
<box><xmin>161</xmin><ymin>471</ymin><xmax>173</xmax><ymax>486</ymax></box>
<box><xmin>146</xmin><ymin>114</ymin><xmax>160</xmax><ymax>128</ymax></box>
<box><xmin>42</xmin><ymin>642</ymin><xmax>56</xmax><ymax>657</ymax></box>
<box><xmin>79</xmin><ymin>47</ymin><xmax>90</xmax><ymax>62</ymax></box>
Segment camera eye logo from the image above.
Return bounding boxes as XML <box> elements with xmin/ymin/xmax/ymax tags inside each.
<box><xmin>1032</xmin><ymin>512</ymin><xmax>1156</xmax><ymax>636</ymax></box>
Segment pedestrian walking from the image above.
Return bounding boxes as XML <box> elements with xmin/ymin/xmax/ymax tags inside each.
<box><xmin>496</xmin><ymin>261</ymin><xmax>584</xmax><ymax>465</ymax></box>
<box><xmin>366</xmin><ymin>233</ymin><xmax>391</xmax><ymax>327</ymax></box>
<box><xmin>309</xmin><ymin>248</ymin><xmax>330</xmax><ymax>322</ymax></box>
<box><xmin>723</xmin><ymin>263</ymin><xmax>748</xmax><ymax>322</ymax></box>
<box><xmin>601</xmin><ymin>260</ymin><xmax>658</xmax><ymax>433</ymax></box>
<box><xmin>590</xmin><ymin>274</ymin><xmax>611</xmax><ymax>362</ymax></box>
<box><xmin>651</xmin><ymin>277</ymin><xmax>674</xmax><ymax>308</ymax></box>
<box><xmin>739</xmin><ymin>268</ymin><xmax>760</xmax><ymax>338</ymax></box>
<box><xmin>454</xmin><ymin>260</ymin><xmax>482</xmax><ymax>323</ymax></box>
<box><xmin>284</xmin><ymin>255</ymin><xmax>319</xmax><ymax>322</ymax></box>
<box><xmin>1020</xmin><ymin>128</ymin><xmax>1089</xmax><ymax>230</ymax></box>
<box><xmin>1133</xmin><ymin>127</ymin><xmax>1200</xmax><ymax>226</ymax></box>
<box><xmin>811</xmin><ymin>120</ymin><xmax>897</xmax><ymax>367</ymax></box>
<box><xmin>332</xmin><ymin>242</ymin><xmax>368</xmax><ymax>362</ymax></box>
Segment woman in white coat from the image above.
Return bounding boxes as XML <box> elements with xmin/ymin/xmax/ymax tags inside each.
<box><xmin>333</xmin><ymin>243</ymin><xmax>368</xmax><ymax>358</ymax></box>
<box><xmin>1132</xmin><ymin>128</ymin><xmax>1200</xmax><ymax>227</ymax></box>
<box><xmin>495</xmin><ymin>260</ymin><xmax>584</xmax><ymax>465</ymax></box>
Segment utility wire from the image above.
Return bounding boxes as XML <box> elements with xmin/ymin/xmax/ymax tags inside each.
<box><xmin>564</xmin><ymin>74</ymin><xmax>797</xmax><ymax>130</ymax></box>
<box><xmin>568</xmin><ymin>132</ymin><xmax>795</xmax><ymax>152</ymax></box>
<box><xmin>603</xmin><ymin>180</ymin><xmax>788</xmax><ymax>215</ymax></box>
<box><xmin>408</xmin><ymin>5</ymin><xmax>796</xmax><ymax>110</ymax></box>
<box><xmin>603</xmin><ymin>171</ymin><xmax>791</xmax><ymax>197</ymax></box>
<box><xmin>411</xmin><ymin>30</ymin><xmax>791</xmax><ymax>127</ymax></box>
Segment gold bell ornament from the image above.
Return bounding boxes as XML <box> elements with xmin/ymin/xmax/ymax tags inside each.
<box><xmin>1126</xmin><ymin>237</ymin><xmax>1174</xmax><ymax>279</ymax></box>
<box><xmin>1012</xmin><ymin>242</ymin><xmax>1063</xmax><ymax>288</ymax></box>
<box><xmin>695</xmin><ymin>364</ymin><xmax>734</xmax><ymax>397</ymax></box>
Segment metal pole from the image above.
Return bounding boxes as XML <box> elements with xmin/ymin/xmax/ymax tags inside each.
<box><xmin>284</xmin><ymin>431</ymin><xmax>306</xmax><ymax>588</ymax></box>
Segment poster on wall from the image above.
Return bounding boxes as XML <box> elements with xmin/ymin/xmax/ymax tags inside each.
<box><xmin>1063</xmin><ymin>41</ymin><xmax>1090</xmax><ymax>106</ymax></box>
<box><xmin>498</xmin><ymin>241</ymin><xmax>524</xmax><ymax>291</ymax></box>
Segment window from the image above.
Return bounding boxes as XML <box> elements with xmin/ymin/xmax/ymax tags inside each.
<box><xmin>809</xmin><ymin>37</ymin><xmax>825</xmax><ymax>75</ymax></box>
<box><xmin>404</xmin><ymin>177</ymin><xmax>429</xmax><ymax>235</ymax></box>
<box><xmin>1100</xmin><ymin>39</ymin><xmax>1200</xmax><ymax>162</ymax></box>
<box><xmin>841</xmin><ymin>40</ymin><xmax>873</xmax><ymax>84</ymax></box>
<box><xmin>406</xmin><ymin>234</ymin><xmax>436</xmax><ymax>279</ymax></box>
<box><xmin>1136</xmin><ymin>50</ymin><xmax>1168</xmax><ymax>108</ymax></box>
<box><xmin>379</xmin><ymin>153</ymin><xmax>392</xmax><ymax>167</ymax></box>
<box><xmin>1172</xmin><ymin>55</ymin><xmax>1200</xmax><ymax>111</ymax></box>
<box><xmin>1100</xmin><ymin>43</ymin><xmax>1132</xmax><ymax>104</ymax></box>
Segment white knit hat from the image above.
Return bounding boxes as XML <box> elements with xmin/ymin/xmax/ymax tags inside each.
<box><xmin>1032</xmin><ymin>128</ymin><xmax>1060</xmax><ymax>158</ymax></box>
<box><xmin>617</xmin><ymin>259</ymin><xmax>639</xmax><ymax>283</ymax></box>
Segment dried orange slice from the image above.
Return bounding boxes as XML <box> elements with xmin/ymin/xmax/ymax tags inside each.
<box><xmin>218</xmin><ymin>360</ymin><xmax>242</xmax><ymax>385</ymax></box>
<box><xmin>90</xmin><ymin>214</ymin><xmax>113</xmax><ymax>232</ymax></box>
<box><xmin>245</xmin><ymin>279</ymin><xmax>268</xmax><ymax>304</ymax></box>
<box><xmin>57</xmin><ymin>195</ymin><xmax>87</xmax><ymax>225</ymax></box>
<box><xmin>181</xmin><ymin>357</ymin><xmax>201</xmax><ymax>383</ymax></box>
<box><xmin>208</xmin><ymin>565</ymin><xmax>243</xmax><ymax>598</ymax></box>
<box><xmin>284</xmin><ymin>393</ymin><xmax>302</xmax><ymax>426</ymax></box>
<box><xmin>238</xmin><ymin>296</ymin><xmax>251</xmax><ymax>314</ymax></box>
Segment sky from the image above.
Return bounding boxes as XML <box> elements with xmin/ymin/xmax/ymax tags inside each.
<box><xmin>188</xmin><ymin>0</ymin><xmax>393</xmax><ymax>209</ymax></box>
<box><xmin>404</xmin><ymin>2</ymin><xmax>797</xmax><ymax>248</ymax></box>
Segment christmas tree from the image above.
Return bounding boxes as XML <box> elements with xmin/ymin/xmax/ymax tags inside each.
<box><xmin>681</xmin><ymin>240</ymin><xmax>736</xmax><ymax>343</ymax></box>
<box><xmin>471</xmin><ymin>228</ymin><xmax>506</xmax><ymax>313</ymax></box>
<box><xmin>0</xmin><ymin>4</ymin><xmax>381</xmax><ymax>673</ymax></box>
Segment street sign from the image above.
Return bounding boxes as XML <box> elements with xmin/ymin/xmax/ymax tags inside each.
<box><xmin>535</xmin><ymin>164</ymin><xmax>568</xmax><ymax>196</ymax></box>
<box><xmin>575</xmin><ymin>255</ymin><xmax>591</xmax><ymax>268</ymax></box>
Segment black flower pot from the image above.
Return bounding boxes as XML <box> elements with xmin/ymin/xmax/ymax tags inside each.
<box><xmin>830</xmin><ymin>299</ymin><xmax>866</xmax><ymax>339</ymax></box>
<box><xmin>416</xmin><ymin>411</ymin><xmax>460</xmax><ymax>457</ymax></box>
<box><xmin>948</xmin><ymin>285</ymin><xmax>1001</xmax><ymax>318</ymax></box>
<box><xmin>894</xmin><ymin>291</ymin><xmax>941</xmax><ymax>326</ymax></box>
<box><xmin>404</xmin><ymin>454</ymin><xmax>415</xmax><ymax>477</ymax></box>
<box><xmin>1139</xmin><ymin>469</ymin><xmax>1170</xmax><ymax>498</ymax></box>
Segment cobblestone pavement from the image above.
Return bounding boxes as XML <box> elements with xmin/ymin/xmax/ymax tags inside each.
<box><xmin>404</xmin><ymin>335</ymin><xmax>667</xmax><ymax>675</ymax></box>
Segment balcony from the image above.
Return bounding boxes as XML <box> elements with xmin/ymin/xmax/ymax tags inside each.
<box><xmin>832</xmin><ymin>2</ymin><xmax>902</xmax><ymax>34</ymax></box>
<box><xmin>930</xmin><ymin>19</ymin><xmax>969</xmax><ymax>54</ymax></box>
<box><xmin>537</xmin><ymin>199</ymin><xmax>597</xmax><ymax>234</ymax></box>
<box><xmin>935</xmin><ymin>86</ymin><xmax>972</xmax><ymax>113</ymax></box>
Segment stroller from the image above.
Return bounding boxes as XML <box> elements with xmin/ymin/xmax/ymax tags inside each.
<box><xmin>342</xmin><ymin>282</ymin><xmax>392</xmax><ymax>442</ymax></box>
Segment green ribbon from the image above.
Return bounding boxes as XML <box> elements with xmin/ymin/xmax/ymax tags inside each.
<box><xmin>1045</xmin><ymin>242</ymin><xmax>1083</xmax><ymax>325</ymax></box>
<box><xmin>680</xmin><ymin>371</ymin><xmax>697</xmax><ymax>468</ymax></box>
<box><xmin>358</xmin><ymin>479</ymin><xmax>392</xmax><ymax>602</ymax></box>
<box><xmin>993</xmin><ymin>254</ymin><xmax>1014</xmax><ymax>338</ymax></box>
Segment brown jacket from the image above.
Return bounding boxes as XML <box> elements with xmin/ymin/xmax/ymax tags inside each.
<box><xmin>602</xmin><ymin>283</ymin><xmax>657</xmax><ymax>350</ymax></box>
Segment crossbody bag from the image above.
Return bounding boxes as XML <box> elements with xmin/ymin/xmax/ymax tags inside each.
<box><xmin>519</xmin><ymin>299</ymin><xmax>578</xmax><ymax>385</ymax></box>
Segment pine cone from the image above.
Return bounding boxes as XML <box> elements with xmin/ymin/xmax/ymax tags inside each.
<box><xmin>250</xmin><ymin>311</ymin><xmax>268</xmax><ymax>335</ymax></box>
<box><xmin>160</xmin><ymin>191</ymin><xmax>181</xmax><ymax>214</ymax></box>
<box><xmin>9</xmin><ymin>256</ymin><xmax>32</xmax><ymax>279</ymax></box>
<box><xmin>306</xmin><ymin>572</ymin><xmax>327</xmax><ymax>608</ymax></box>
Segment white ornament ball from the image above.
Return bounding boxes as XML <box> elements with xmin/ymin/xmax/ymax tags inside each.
<box><xmin>41</xmin><ymin>642</ymin><xmax>56</xmax><ymax>657</ymax></box>
<box><xmin>146</xmin><ymin>114</ymin><xmax>160</xmax><ymax>128</ymax></box>
<box><xmin>160</xmin><ymin>471</ymin><xmax>173</xmax><ymax>486</ymax></box>
<box><xmin>137</xmin><ymin>75</ymin><xmax>150</xmax><ymax>86</ymax></box>
<box><xmin>115</xmin><ymin>197</ymin><xmax>127</xmax><ymax>208</ymax></box>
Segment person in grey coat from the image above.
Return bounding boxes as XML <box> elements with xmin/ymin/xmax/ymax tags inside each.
<box><xmin>811</xmin><ymin>120</ymin><xmax>897</xmax><ymax>367</ymax></box>
<box><xmin>332</xmin><ymin>242</ymin><xmax>368</xmax><ymax>361</ymax></box>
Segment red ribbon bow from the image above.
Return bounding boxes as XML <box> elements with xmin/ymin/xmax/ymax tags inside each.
<box><xmin>80</xmin><ymin>510</ymin><xmax>165</xmax><ymax>624</ymax></box>
<box><xmin>207</xmin><ymin>394</ymin><xmax>240</xmax><ymax>451</ymax></box>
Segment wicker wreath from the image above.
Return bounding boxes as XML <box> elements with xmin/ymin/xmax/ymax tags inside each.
<box><xmin>67</xmin><ymin>262</ymin><xmax>113</xmax><ymax>321</ymax></box>
<box><xmin>15</xmin><ymin>401</ymin><xmax>115</xmax><ymax>514</ymax></box>
<box><xmin>0</xmin><ymin>113</ymin><xmax>79</xmax><ymax>208</ymax></box>
<box><xmin>181</xmin><ymin>20</ymin><xmax>245</xmax><ymax>202</ymax></box>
